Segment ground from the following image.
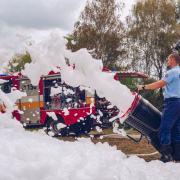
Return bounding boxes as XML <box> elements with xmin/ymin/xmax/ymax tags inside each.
<box><xmin>27</xmin><ymin>126</ymin><xmax>162</xmax><ymax>162</ymax></box>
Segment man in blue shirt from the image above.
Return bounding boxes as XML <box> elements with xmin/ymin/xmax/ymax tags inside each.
<box><xmin>138</xmin><ymin>53</ymin><xmax>180</xmax><ymax>162</ymax></box>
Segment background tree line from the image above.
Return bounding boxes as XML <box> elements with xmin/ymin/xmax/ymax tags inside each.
<box><xmin>5</xmin><ymin>0</ymin><xmax>180</xmax><ymax>108</ymax></box>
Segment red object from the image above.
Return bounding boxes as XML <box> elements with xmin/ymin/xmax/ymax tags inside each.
<box><xmin>41</xmin><ymin>107</ymin><xmax>95</xmax><ymax>125</ymax></box>
<box><xmin>115</xmin><ymin>71</ymin><xmax>149</xmax><ymax>78</ymax></box>
<box><xmin>114</xmin><ymin>76</ymin><xmax>119</xmax><ymax>81</ymax></box>
<box><xmin>0</xmin><ymin>73</ymin><xmax>96</xmax><ymax>127</ymax></box>
<box><xmin>120</xmin><ymin>92</ymin><xmax>140</xmax><ymax>118</ymax></box>
<box><xmin>0</xmin><ymin>68</ymin><xmax>148</xmax><ymax>129</ymax></box>
<box><xmin>102</xmin><ymin>68</ymin><xmax>111</xmax><ymax>71</ymax></box>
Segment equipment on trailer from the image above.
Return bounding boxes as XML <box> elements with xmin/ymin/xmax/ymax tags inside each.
<box><xmin>0</xmin><ymin>72</ymin><xmax>95</xmax><ymax>137</ymax></box>
<box><xmin>0</xmin><ymin>70</ymin><xmax>148</xmax><ymax>137</ymax></box>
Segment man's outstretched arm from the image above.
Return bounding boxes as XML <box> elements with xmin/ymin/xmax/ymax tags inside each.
<box><xmin>138</xmin><ymin>80</ymin><xmax>168</xmax><ymax>91</ymax></box>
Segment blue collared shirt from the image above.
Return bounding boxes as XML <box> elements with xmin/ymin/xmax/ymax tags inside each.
<box><xmin>162</xmin><ymin>66</ymin><xmax>180</xmax><ymax>99</ymax></box>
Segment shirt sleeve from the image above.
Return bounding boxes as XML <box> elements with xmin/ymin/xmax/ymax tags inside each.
<box><xmin>162</xmin><ymin>70</ymin><xmax>174</xmax><ymax>84</ymax></box>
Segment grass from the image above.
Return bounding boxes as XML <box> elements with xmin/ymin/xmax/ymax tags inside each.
<box><xmin>90</xmin><ymin>137</ymin><xmax>161</xmax><ymax>162</ymax></box>
<box><xmin>88</xmin><ymin>127</ymin><xmax>161</xmax><ymax>162</ymax></box>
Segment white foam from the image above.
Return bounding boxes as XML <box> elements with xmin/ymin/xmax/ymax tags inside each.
<box><xmin>0</xmin><ymin>31</ymin><xmax>179</xmax><ymax>179</ymax></box>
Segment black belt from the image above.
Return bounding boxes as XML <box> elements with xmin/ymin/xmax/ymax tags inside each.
<box><xmin>165</xmin><ymin>97</ymin><xmax>180</xmax><ymax>102</ymax></box>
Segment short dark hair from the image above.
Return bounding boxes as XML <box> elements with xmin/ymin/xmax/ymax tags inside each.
<box><xmin>169</xmin><ymin>53</ymin><xmax>180</xmax><ymax>63</ymax></box>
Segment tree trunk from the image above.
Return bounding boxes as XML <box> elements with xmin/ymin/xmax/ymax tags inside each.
<box><xmin>159</xmin><ymin>87</ymin><xmax>164</xmax><ymax>100</ymax></box>
<box><xmin>159</xmin><ymin>70</ymin><xmax>164</xmax><ymax>100</ymax></box>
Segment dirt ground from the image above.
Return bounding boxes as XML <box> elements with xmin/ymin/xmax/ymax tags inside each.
<box><xmin>57</xmin><ymin>127</ymin><xmax>162</xmax><ymax>162</ymax></box>
<box><xmin>91</xmin><ymin>137</ymin><xmax>161</xmax><ymax>162</ymax></box>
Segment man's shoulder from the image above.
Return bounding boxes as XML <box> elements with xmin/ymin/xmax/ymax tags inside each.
<box><xmin>166</xmin><ymin>67</ymin><xmax>180</xmax><ymax>74</ymax></box>
<box><xmin>164</xmin><ymin>67</ymin><xmax>180</xmax><ymax>81</ymax></box>
<box><xmin>164</xmin><ymin>69</ymin><xmax>174</xmax><ymax>77</ymax></box>
<box><xmin>170</xmin><ymin>67</ymin><xmax>180</xmax><ymax>76</ymax></box>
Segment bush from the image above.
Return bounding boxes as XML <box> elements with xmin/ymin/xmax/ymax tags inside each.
<box><xmin>120</xmin><ymin>77</ymin><xmax>165</xmax><ymax>110</ymax></box>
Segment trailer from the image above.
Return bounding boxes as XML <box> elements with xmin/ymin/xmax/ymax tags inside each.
<box><xmin>0</xmin><ymin>72</ymin><xmax>95</xmax><ymax>136</ymax></box>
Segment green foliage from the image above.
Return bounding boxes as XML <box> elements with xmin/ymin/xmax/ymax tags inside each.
<box><xmin>120</xmin><ymin>78</ymin><xmax>138</xmax><ymax>92</ymax></box>
<box><xmin>5</xmin><ymin>52</ymin><xmax>32</xmax><ymax>74</ymax></box>
<box><xmin>138</xmin><ymin>78</ymin><xmax>165</xmax><ymax>109</ymax></box>
<box><xmin>121</xmin><ymin>77</ymin><xmax>165</xmax><ymax>109</ymax></box>
<box><xmin>126</xmin><ymin>0</ymin><xmax>180</xmax><ymax>81</ymax></box>
<box><xmin>66</xmin><ymin>0</ymin><xmax>126</xmax><ymax>68</ymax></box>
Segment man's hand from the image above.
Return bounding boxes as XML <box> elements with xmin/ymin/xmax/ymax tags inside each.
<box><xmin>138</xmin><ymin>85</ymin><xmax>144</xmax><ymax>91</ymax></box>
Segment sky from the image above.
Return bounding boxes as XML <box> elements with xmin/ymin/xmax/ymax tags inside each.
<box><xmin>0</xmin><ymin>0</ymin><xmax>135</xmax><ymax>50</ymax></box>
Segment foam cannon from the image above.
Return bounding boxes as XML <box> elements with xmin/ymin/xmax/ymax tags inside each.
<box><xmin>120</xmin><ymin>90</ymin><xmax>163</xmax><ymax>155</ymax></box>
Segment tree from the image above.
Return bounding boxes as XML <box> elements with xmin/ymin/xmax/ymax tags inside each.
<box><xmin>66</xmin><ymin>0</ymin><xmax>125</xmax><ymax>68</ymax></box>
<box><xmin>5</xmin><ymin>52</ymin><xmax>32</xmax><ymax>74</ymax></box>
<box><xmin>126</xmin><ymin>0</ymin><xmax>180</xmax><ymax>98</ymax></box>
<box><xmin>175</xmin><ymin>0</ymin><xmax>180</xmax><ymax>20</ymax></box>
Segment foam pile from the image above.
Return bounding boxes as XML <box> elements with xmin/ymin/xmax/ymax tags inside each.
<box><xmin>0</xmin><ymin>32</ymin><xmax>179</xmax><ymax>179</ymax></box>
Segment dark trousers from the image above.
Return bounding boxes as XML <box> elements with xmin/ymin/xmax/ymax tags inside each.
<box><xmin>158</xmin><ymin>100</ymin><xmax>180</xmax><ymax>144</ymax></box>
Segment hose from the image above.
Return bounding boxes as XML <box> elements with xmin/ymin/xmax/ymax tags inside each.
<box><xmin>127</xmin><ymin>151</ymin><xmax>159</xmax><ymax>157</ymax></box>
